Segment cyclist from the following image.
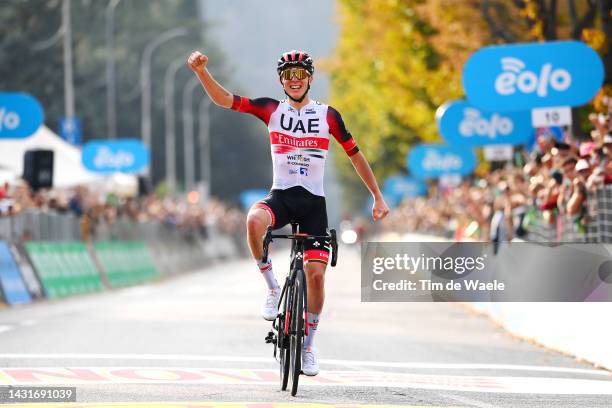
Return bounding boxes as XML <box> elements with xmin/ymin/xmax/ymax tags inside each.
<box><xmin>187</xmin><ymin>49</ymin><xmax>389</xmax><ymax>376</ymax></box>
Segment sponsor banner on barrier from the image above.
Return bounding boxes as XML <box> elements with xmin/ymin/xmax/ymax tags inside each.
<box><xmin>82</xmin><ymin>139</ymin><xmax>149</xmax><ymax>174</ymax></box>
<box><xmin>10</xmin><ymin>244</ymin><xmax>43</xmax><ymax>298</ymax></box>
<box><xmin>436</xmin><ymin>100</ymin><xmax>532</xmax><ymax>147</ymax></box>
<box><xmin>361</xmin><ymin>242</ymin><xmax>612</xmax><ymax>302</ymax></box>
<box><xmin>407</xmin><ymin>144</ymin><xmax>476</xmax><ymax>179</ymax></box>
<box><xmin>463</xmin><ymin>41</ymin><xmax>604</xmax><ymax>111</ymax></box>
<box><xmin>94</xmin><ymin>241</ymin><xmax>158</xmax><ymax>288</ymax></box>
<box><xmin>25</xmin><ymin>242</ymin><xmax>103</xmax><ymax>298</ymax></box>
<box><xmin>0</xmin><ymin>92</ymin><xmax>44</xmax><ymax>139</ymax></box>
<box><xmin>0</xmin><ymin>241</ymin><xmax>32</xmax><ymax>305</ymax></box>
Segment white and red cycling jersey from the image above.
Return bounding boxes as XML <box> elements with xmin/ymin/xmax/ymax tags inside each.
<box><xmin>231</xmin><ymin>96</ymin><xmax>359</xmax><ymax>197</ymax></box>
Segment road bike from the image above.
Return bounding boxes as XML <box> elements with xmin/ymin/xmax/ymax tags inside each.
<box><xmin>263</xmin><ymin>222</ymin><xmax>338</xmax><ymax>396</ymax></box>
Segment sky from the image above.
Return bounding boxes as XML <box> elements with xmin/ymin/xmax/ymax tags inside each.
<box><xmin>198</xmin><ymin>0</ymin><xmax>339</xmax><ymax>100</ymax></box>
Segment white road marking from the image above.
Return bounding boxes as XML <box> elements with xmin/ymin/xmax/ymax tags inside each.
<box><xmin>0</xmin><ymin>367</ymin><xmax>611</xmax><ymax>394</ymax></box>
<box><xmin>444</xmin><ymin>393</ymin><xmax>498</xmax><ymax>408</ymax></box>
<box><xmin>0</xmin><ymin>325</ymin><xmax>14</xmax><ymax>333</ymax></box>
<box><xmin>20</xmin><ymin>319</ymin><xmax>38</xmax><ymax>326</ymax></box>
<box><xmin>0</xmin><ymin>353</ymin><xmax>608</xmax><ymax>376</ymax></box>
<box><xmin>0</xmin><ymin>403</ymin><xmax>439</xmax><ymax>408</ymax></box>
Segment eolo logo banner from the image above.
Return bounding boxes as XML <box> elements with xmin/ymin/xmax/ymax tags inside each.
<box><xmin>82</xmin><ymin>139</ymin><xmax>150</xmax><ymax>173</ymax></box>
<box><xmin>407</xmin><ymin>144</ymin><xmax>476</xmax><ymax>179</ymax></box>
<box><xmin>463</xmin><ymin>41</ymin><xmax>603</xmax><ymax>111</ymax></box>
<box><xmin>0</xmin><ymin>93</ymin><xmax>44</xmax><ymax>138</ymax></box>
<box><xmin>436</xmin><ymin>100</ymin><xmax>531</xmax><ymax>147</ymax></box>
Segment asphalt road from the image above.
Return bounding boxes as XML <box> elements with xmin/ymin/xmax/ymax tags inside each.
<box><xmin>0</xmin><ymin>245</ymin><xmax>611</xmax><ymax>407</ymax></box>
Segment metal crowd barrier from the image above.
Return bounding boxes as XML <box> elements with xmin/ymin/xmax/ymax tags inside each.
<box><xmin>0</xmin><ymin>210</ymin><xmax>247</xmax><ymax>253</ymax></box>
<box><xmin>525</xmin><ymin>185</ymin><xmax>612</xmax><ymax>243</ymax></box>
<box><xmin>0</xmin><ymin>210</ymin><xmax>81</xmax><ymax>241</ymax></box>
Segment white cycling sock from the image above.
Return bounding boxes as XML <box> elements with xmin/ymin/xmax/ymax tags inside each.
<box><xmin>303</xmin><ymin>312</ymin><xmax>319</xmax><ymax>350</ymax></box>
<box><xmin>257</xmin><ymin>258</ymin><xmax>279</xmax><ymax>290</ymax></box>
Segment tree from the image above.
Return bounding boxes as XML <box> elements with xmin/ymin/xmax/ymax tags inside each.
<box><xmin>0</xmin><ymin>0</ymin><xmax>271</xmax><ymax>200</ymax></box>
<box><xmin>327</xmin><ymin>0</ymin><xmax>493</xmax><ymax>208</ymax></box>
<box><xmin>328</xmin><ymin>0</ymin><xmax>611</xmax><ymax>208</ymax></box>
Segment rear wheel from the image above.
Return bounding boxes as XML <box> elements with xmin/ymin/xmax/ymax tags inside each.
<box><xmin>279</xmin><ymin>290</ymin><xmax>291</xmax><ymax>390</ymax></box>
<box><xmin>289</xmin><ymin>270</ymin><xmax>305</xmax><ymax>396</ymax></box>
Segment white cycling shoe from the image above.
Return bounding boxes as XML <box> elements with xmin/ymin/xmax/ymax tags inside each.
<box><xmin>262</xmin><ymin>288</ymin><xmax>281</xmax><ymax>321</ymax></box>
<box><xmin>301</xmin><ymin>347</ymin><xmax>319</xmax><ymax>376</ymax></box>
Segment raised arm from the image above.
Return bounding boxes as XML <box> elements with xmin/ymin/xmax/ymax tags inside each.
<box><xmin>187</xmin><ymin>51</ymin><xmax>233</xmax><ymax>108</ymax></box>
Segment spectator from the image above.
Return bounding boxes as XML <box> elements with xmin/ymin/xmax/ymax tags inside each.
<box><xmin>0</xmin><ymin>182</ymin><xmax>8</xmax><ymax>200</ymax></box>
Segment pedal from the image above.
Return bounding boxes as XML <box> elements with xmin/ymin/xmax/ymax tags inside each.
<box><xmin>264</xmin><ymin>330</ymin><xmax>276</xmax><ymax>344</ymax></box>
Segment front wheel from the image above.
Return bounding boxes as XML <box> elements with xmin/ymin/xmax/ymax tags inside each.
<box><xmin>289</xmin><ymin>269</ymin><xmax>305</xmax><ymax>396</ymax></box>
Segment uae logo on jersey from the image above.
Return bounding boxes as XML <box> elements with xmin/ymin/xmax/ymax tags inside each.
<box><xmin>280</xmin><ymin>114</ymin><xmax>320</xmax><ymax>134</ymax></box>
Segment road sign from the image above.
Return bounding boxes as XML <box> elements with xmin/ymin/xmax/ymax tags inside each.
<box><xmin>59</xmin><ymin>117</ymin><xmax>82</xmax><ymax>145</ymax></box>
<box><xmin>484</xmin><ymin>145</ymin><xmax>514</xmax><ymax>161</ymax></box>
<box><xmin>439</xmin><ymin>174</ymin><xmax>462</xmax><ymax>188</ymax></box>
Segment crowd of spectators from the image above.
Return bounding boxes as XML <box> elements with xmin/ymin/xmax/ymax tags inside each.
<box><xmin>0</xmin><ymin>180</ymin><xmax>246</xmax><ymax>241</ymax></box>
<box><xmin>382</xmin><ymin>99</ymin><xmax>612</xmax><ymax>242</ymax></box>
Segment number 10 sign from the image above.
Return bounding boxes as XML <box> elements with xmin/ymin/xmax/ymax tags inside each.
<box><xmin>531</xmin><ymin>106</ymin><xmax>572</xmax><ymax>128</ymax></box>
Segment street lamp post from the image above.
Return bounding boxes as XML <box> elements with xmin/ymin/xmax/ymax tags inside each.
<box><xmin>182</xmin><ymin>76</ymin><xmax>200</xmax><ymax>192</ymax></box>
<box><xmin>140</xmin><ymin>28</ymin><xmax>187</xmax><ymax>153</ymax></box>
<box><xmin>62</xmin><ymin>0</ymin><xmax>75</xmax><ymax>121</ymax></box>
<box><xmin>105</xmin><ymin>0</ymin><xmax>122</xmax><ymax>139</ymax></box>
<box><xmin>198</xmin><ymin>97</ymin><xmax>212</xmax><ymax>201</ymax></box>
<box><xmin>164</xmin><ymin>59</ymin><xmax>186</xmax><ymax>197</ymax></box>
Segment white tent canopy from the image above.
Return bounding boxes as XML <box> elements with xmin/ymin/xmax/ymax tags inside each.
<box><xmin>0</xmin><ymin>125</ymin><xmax>136</xmax><ymax>194</ymax></box>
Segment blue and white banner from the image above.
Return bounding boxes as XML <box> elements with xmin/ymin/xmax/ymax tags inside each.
<box><xmin>82</xmin><ymin>139</ymin><xmax>149</xmax><ymax>174</ymax></box>
<box><xmin>0</xmin><ymin>93</ymin><xmax>44</xmax><ymax>139</ymax></box>
<box><xmin>407</xmin><ymin>144</ymin><xmax>477</xmax><ymax>179</ymax></box>
<box><xmin>463</xmin><ymin>41</ymin><xmax>604</xmax><ymax>111</ymax></box>
<box><xmin>60</xmin><ymin>117</ymin><xmax>82</xmax><ymax>146</ymax></box>
<box><xmin>436</xmin><ymin>100</ymin><xmax>531</xmax><ymax>146</ymax></box>
<box><xmin>383</xmin><ymin>175</ymin><xmax>427</xmax><ymax>201</ymax></box>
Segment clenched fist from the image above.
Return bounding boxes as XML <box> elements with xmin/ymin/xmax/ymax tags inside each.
<box><xmin>187</xmin><ymin>51</ymin><xmax>208</xmax><ymax>73</ymax></box>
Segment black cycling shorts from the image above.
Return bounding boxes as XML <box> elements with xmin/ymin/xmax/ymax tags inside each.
<box><xmin>255</xmin><ymin>186</ymin><xmax>330</xmax><ymax>264</ymax></box>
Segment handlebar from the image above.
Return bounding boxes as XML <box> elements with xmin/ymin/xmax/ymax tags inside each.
<box><xmin>261</xmin><ymin>226</ymin><xmax>339</xmax><ymax>267</ymax></box>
